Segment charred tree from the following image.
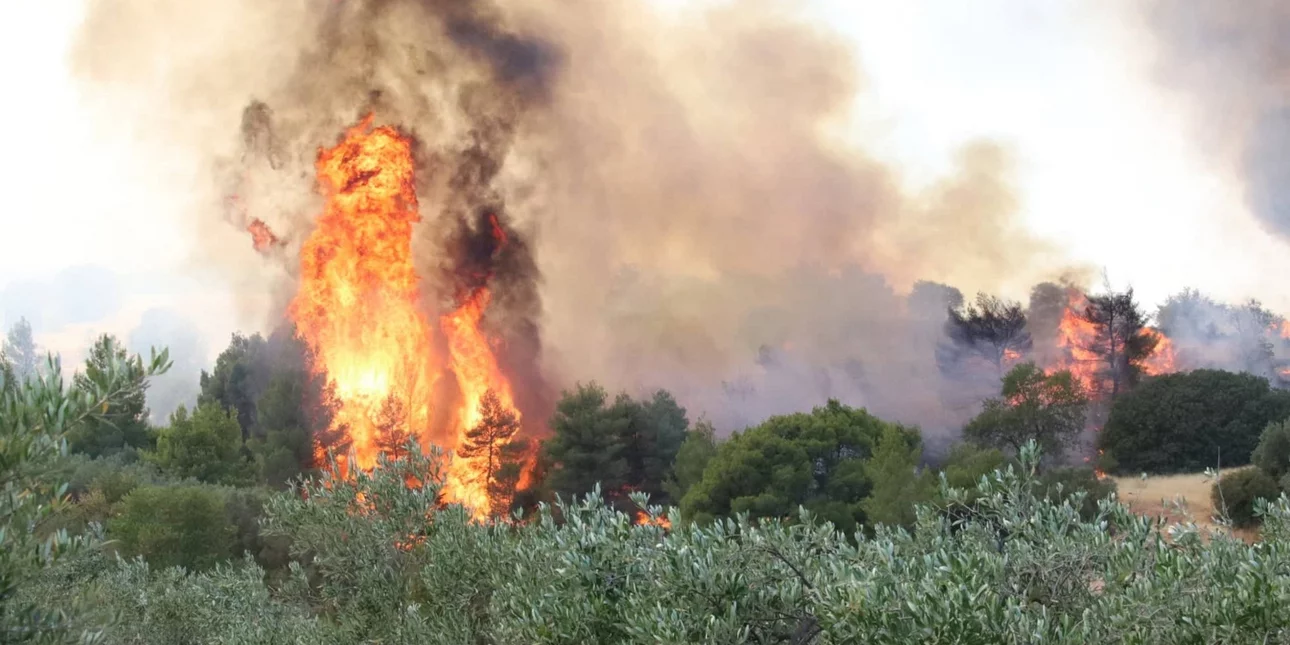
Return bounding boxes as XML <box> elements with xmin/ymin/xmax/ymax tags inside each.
<box><xmin>944</xmin><ymin>293</ymin><xmax>1033</xmax><ymax>375</ymax></box>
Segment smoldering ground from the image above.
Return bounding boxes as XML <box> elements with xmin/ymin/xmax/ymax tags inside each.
<box><xmin>70</xmin><ymin>0</ymin><xmax>1080</xmax><ymax>440</ymax></box>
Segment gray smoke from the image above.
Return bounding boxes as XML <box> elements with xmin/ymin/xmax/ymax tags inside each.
<box><xmin>70</xmin><ymin>0</ymin><xmax>1080</xmax><ymax>439</ymax></box>
<box><xmin>1142</xmin><ymin>1</ymin><xmax>1290</xmax><ymax>240</ymax></box>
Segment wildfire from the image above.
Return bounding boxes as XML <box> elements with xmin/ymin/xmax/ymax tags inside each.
<box><xmin>441</xmin><ymin>284</ymin><xmax>521</xmax><ymax>513</ymax></box>
<box><xmin>247</xmin><ymin>218</ymin><xmax>283</xmax><ymax>252</ymax></box>
<box><xmin>1047</xmin><ymin>290</ymin><xmax>1176</xmax><ymax>391</ymax></box>
<box><xmin>1052</xmin><ymin>291</ymin><xmax>1102</xmax><ymax>393</ymax></box>
<box><xmin>1141</xmin><ymin>329</ymin><xmax>1177</xmax><ymax>376</ymax></box>
<box><xmin>634</xmin><ymin>510</ymin><xmax>672</xmax><ymax>529</ymax></box>
<box><xmin>288</xmin><ymin>115</ymin><xmax>523</xmax><ymax>519</ymax></box>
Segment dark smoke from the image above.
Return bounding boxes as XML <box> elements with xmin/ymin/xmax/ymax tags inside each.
<box><xmin>1143</xmin><ymin>1</ymin><xmax>1290</xmax><ymax>240</ymax></box>
<box><xmin>70</xmin><ymin>0</ymin><xmax>1080</xmax><ymax>442</ymax></box>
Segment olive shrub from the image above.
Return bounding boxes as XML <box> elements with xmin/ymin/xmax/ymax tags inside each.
<box><xmin>32</xmin><ymin>442</ymin><xmax>1290</xmax><ymax>644</ymax></box>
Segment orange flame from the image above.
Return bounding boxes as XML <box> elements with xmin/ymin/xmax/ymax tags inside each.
<box><xmin>1050</xmin><ymin>291</ymin><xmax>1102</xmax><ymax>393</ymax></box>
<box><xmin>289</xmin><ymin>115</ymin><xmax>523</xmax><ymax>519</ymax></box>
<box><xmin>1141</xmin><ymin>329</ymin><xmax>1176</xmax><ymax>376</ymax></box>
<box><xmin>634</xmin><ymin>509</ymin><xmax>672</xmax><ymax>529</ymax></box>
<box><xmin>1046</xmin><ymin>290</ymin><xmax>1177</xmax><ymax>394</ymax></box>
<box><xmin>246</xmin><ymin>218</ymin><xmax>283</xmax><ymax>252</ymax></box>
<box><xmin>441</xmin><ymin>286</ymin><xmax>522</xmax><ymax>514</ymax></box>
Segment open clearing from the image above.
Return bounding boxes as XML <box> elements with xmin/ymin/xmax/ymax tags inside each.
<box><xmin>1111</xmin><ymin>469</ymin><xmax>1259</xmax><ymax>542</ymax></box>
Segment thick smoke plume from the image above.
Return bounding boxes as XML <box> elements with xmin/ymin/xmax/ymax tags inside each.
<box><xmin>1141</xmin><ymin>1</ymin><xmax>1290</xmax><ymax>241</ymax></box>
<box><xmin>71</xmin><ymin>0</ymin><xmax>1076</xmax><ymax>440</ymax></box>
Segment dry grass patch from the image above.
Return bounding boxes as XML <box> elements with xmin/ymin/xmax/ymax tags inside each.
<box><xmin>1111</xmin><ymin>469</ymin><xmax>1260</xmax><ymax>543</ymax></box>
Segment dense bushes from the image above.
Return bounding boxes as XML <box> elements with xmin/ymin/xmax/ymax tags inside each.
<box><xmin>22</xmin><ymin>443</ymin><xmax>1290</xmax><ymax>644</ymax></box>
<box><xmin>1252</xmin><ymin>420</ymin><xmax>1290</xmax><ymax>479</ymax></box>
<box><xmin>679</xmin><ymin>400</ymin><xmax>919</xmax><ymax>533</ymax></box>
<box><xmin>1212</xmin><ymin>468</ymin><xmax>1281</xmax><ymax>528</ymax></box>
<box><xmin>1098</xmin><ymin>369</ymin><xmax>1290</xmax><ymax>474</ymax></box>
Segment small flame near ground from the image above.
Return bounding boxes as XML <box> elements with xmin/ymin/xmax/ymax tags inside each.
<box><xmin>288</xmin><ymin>115</ymin><xmax>524</xmax><ymax>519</ymax></box>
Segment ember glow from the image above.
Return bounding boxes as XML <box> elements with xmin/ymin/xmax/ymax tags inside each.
<box><xmin>246</xmin><ymin>218</ymin><xmax>283</xmax><ymax>252</ymax></box>
<box><xmin>288</xmin><ymin>115</ymin><xmax>523</xmax><ymax>518</ymax></box>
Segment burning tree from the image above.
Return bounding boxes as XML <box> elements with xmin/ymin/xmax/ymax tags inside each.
<box><xmin>373</xmin><ymin>393</ymin><xmax>414</xmax><ymax>461</ymax></box>
<box><xmin>1080</xmin><ymin>288</ymin><xmax>1159</xmax><ymax>399</ymax></box>
<box><xmin>944</xmin><ymin>293</ymin><xmax>1033</xmax><ymax>375</ymax></box>
<box><xmin>457</xmin><ymin>389</ymin><xmax>524</xmax><ymax>516</ymax></box>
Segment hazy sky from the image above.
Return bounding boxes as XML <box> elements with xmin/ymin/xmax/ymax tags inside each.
<box><xmin>1</xmin><ymin>0</ymin><xmax>1286</xmax><ymax>388</ymax></box>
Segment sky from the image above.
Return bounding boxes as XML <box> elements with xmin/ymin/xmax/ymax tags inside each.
<box><xmin>1</xmin><ymin>0</ymin><xmax>1287</xmax><ymax>404</ymax></box>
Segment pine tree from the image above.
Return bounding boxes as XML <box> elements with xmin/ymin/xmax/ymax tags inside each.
<box><xmin>67</xmin><ymin>334</ymin><xmax>151</xmax><ymax>457</ymax></box>
<box><xmin>490</xmin><ymin>439</ymin><xmax>531</xmax><ymax>518</ymax></box>
<box><xmin>373</xmin><ymin>393</ymin><xmax>413</xmax><ymax>460</ymax></box>
<box><xmin>1081</xmin><ymin>288</ymin><xmax>1158</xmax><ymax>398</ymax></box>
<box><xmin>944</xmin><ymin>293</ymin><xmax>1032</xmax><ymax>375</ymax></box>
<box><xmin>3</xmin><ymin>317</ymin><xmax>38</xmax><ymax>382</ymax></box>
<box><xmin>458</xmin><ymin>389</ymin><xmax>522</xmax><ymax>497</ymax></box>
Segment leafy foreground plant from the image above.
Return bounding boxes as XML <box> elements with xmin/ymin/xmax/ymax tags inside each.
<box><xmin>30</xmin><ymin>442</ymin><xmax>1290</xmax><ymax>645</ymax></box>
<box><xmin>2</xmin><ymin>349</ymin><xmax>170</xmax><ymax>644</ymax></box>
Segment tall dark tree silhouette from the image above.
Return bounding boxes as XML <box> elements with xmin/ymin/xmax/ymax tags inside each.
<box><xmin>1081</xmin><ymin>288</ymin><xmax>1158</xmax><ymax>399</ymax></box>
<box><xmin>944</xmin><ymin>293</ymin><xmax>1033</xmax><ymax>375</ymax></box>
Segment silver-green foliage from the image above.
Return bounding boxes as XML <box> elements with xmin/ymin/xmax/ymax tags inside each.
<box><xmin>40</xmin><ymin>440</ymin><xmax>1290</xmax><ymax>644</ymax></box>
<box><xmin>2</xmin><ymin>348</ymin><xmax>169</xmax><ymax>644</ymax></box>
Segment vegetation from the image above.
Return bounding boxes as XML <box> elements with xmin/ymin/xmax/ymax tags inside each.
<box><xmin>1099</xmin><ymin>369</ymin><xmax>1290</xmax><ymax>474</ymax></box>
<box><xmin>1080</xmin><ymin>287</ymin><xmax>1158</xmax><ymax>398</ymax></box>
<box><xmin>1212</xmin><ymin>468</ymin><xmax>1280</xmax><ymax>528</ymax></box>
<box><xmin>150</xmin><ymin>403</ymin><xmax>254</xmax><ymax>485</ymax></box>
<box><xmin>541</xmin><ymin>382</ymin><xmax>689</xmax><ymax>509</ymax></box>
<box><xmin>679</xmin><ymin>400</ymin><xmax>917</xmax><ymax>534</ymax></box>
<box><xmin>963</xmin><ymin>362</ymin><xmax>1088</xmax><ymax>460</ymax></box>
<box><xmin>1252</xmin><ymin>419</ymin><xmax>1290</xmax><ymax>479</ymax></box>
<box><xmin>18</xmin><ymin>442</ymin><xmax>1290</xmax><ymax>644</ymax></box>
<box><xmin>943</xmin><ymin>292</ymin><xmax>1032</xmax><ymax>374</ymax></box>
<box><xmin>1</xmin><ymin>341</ymin><xmax>169</xmax><ymax>643</ymax></box>
<box><xmin>10</xmin><ymin>314</ymin><xmax>1290</xmax><ymax>642</ymax></box>
<box><xmin>66</xmin><ymin>335</ymin><xmax>153</xmax><ymax>458</ymax></box>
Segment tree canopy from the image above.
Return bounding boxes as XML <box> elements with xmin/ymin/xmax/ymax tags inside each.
<box><xmin>963</xmin><ymin>362</ymin><xmax>1088</xmax><ymax>460</ymax></box>
<box><xmin>151</xmin><ymin>403</ymin><xmax>253</xmax><ymax>485</ymax></box>
<box><xmin>1080</xmin><ymin>288</ymin><xmax>1158</xmax><ymax>398</ymax></box>
<box><xmin>680</xmin><ymin>399</ymin><xmax>918</xmax><ymax>534</ymax></box>
<box><xmin>2</xmin><ymin>317</ymin><xmax>39</xmax><ymax>382</ymax></box>
<box><xmin>944</xmin><ymin>293</ymin><xmax>1032</xmax><ymax>374</ymax></box>
<box><xmin>1099</xmin><ymin>369</ymin><xmax>1290</xmax><ymax>474</ymax></box>
<box><xmin>66</xmin><ymin>334</ymin><xmax>152</xmax><ymax>458</ymax></box>
<box><xmin>542</xmin><ymin>383</ymin><xmax>690</xmax><ymax>509</ymax></box>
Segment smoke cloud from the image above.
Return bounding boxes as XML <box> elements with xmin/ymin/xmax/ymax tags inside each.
<box><xmin>1139</xmin><ymin>1</ymin><xmax>1290</xmax><ymax>241</ymax></box>
<box><xmin>70</xmin><ymin>0</ymin><xmax>1077</xmax><ymax>440</ymax></box>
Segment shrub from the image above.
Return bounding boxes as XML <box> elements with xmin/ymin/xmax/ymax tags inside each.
<box><xmin>680</xmin><ymin>399</ymin><xmax>916</xmax><ymax>533</ymax></box>
<box><xmin>108</xmin><ymin>484</ymin><xmax>236</xmax><ymax>571</ymax></box>
<box><xmin>1099</xmin><ymin>369</ymin><xmax>1290</xmax><ymax>474</ymax></box>
<box><xmin>150</xmin><ymin>403</ymin><xmax>254</xmax><ymax>485</ymax></box>
<box><xmin>1253</xmin><ymin>420</ymin><xmax>1290</xmax><ymax>479</ymax></box>
<box><xmin>25</xmin><ymin>441</ymin><xmax>1290</xmax><ymax>644</ymax></box>
<box><xmin>938</xmin><ymin>443</ymin><xmax>1009</xmax><ymax>490</ymax></box>
<box><xmin>1038</xmin><ymin>467</ymin><xmax>1118</xmax><ymax>520</ymax></box>
<box><xmin>1212</xmin><ymin>468</ymin><xmax>1281</xmax><ymax>528</ymax></box>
